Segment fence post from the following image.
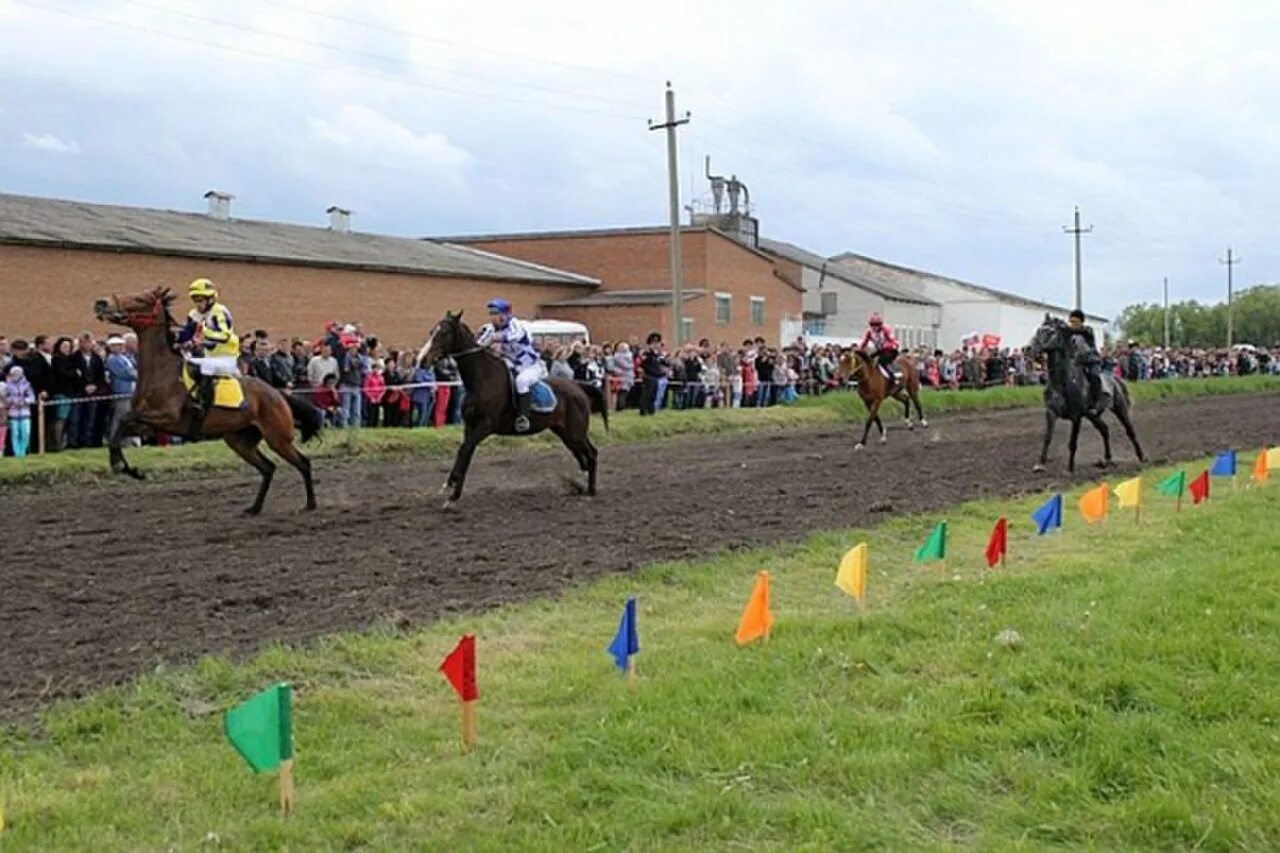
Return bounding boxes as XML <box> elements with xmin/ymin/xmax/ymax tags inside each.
<box><xmin>37</xmin><ymin>398</ymin><xmax>46</xmax><ymax>455</ymax></box>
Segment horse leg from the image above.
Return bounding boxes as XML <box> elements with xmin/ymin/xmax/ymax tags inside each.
<box><xmin>1033</xmin><ymin>409</ymin><xmax>1055</xmax><ymax>472</ymax></box>
<box><xmin>108</xmin><ymin>411</ymin><xmax>146</xmax><ymax>480</ymax></box>
<box><xmin>1086</xmin><ymin>412</ymin><xmax>1113</xmax><ymax>467</ymax></box>
<box><xmin>262</xmin><ymin>430</ymin><xmax>317</xmax><ymax>511</ymax></box>
<box><xmin>1067</xmin><ymin>417</ymin><xmax>1083</xmax><ymax>473</ymax></box>
<box><xmin>899</xmin><ymin>394</ymin><xmax>913</xmax><ymax>429</ymax></box>
<box><xmin>855</xmin><ymin>398</ymin><xmax>879</xmax><ymax>450</ymax></box>
<box><xmin>1112</xmin><ymin>400</ymin><xmax>1145</xmax><ymax>462</ymax></box>
<box><xmin>876</xmin><ymin>411</ymin><xmax>888</xmax><ymax>444</ymax></box>
<box><xmin>913</xmin><ymin>391</ymin><xmax>928</xmax><ymax>428</ymax></box>
<box><xmin>445</xmin><ymin>425</ymin><xmax>491</xmax><ymax>506</ymax></box>
<box><xmin>224</xmin><ymin>429</ymin><xmax>275</xmax><ymax>516</ymax></box>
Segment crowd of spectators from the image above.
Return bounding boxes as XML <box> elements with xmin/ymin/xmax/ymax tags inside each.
<box><xmin>2</xmin><ymin>322</ymin><xmax>1277</xmax><ymax>460</ymax></box>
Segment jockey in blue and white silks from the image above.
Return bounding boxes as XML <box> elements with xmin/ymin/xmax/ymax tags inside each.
<box><xmin>475</xmin><ymin>297</ymin><xmax>546</xmax><ymax>432</ymax></box>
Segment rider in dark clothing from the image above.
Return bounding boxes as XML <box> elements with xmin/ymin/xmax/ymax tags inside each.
<box><xmin>1065</xmin><ymin>308</ymin><xmax>1103</xmax><ymax>413</ymax></box>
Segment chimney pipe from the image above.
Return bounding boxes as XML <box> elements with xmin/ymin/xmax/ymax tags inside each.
<box><xmin>203</xmin><ymin>190</ymin><xmax>234</xmax><ymax>220</ymax></box>
<box><xmin>326</xmin><ymin>205</ymin><xmax>351</xmax><ymax>233</ymax></box>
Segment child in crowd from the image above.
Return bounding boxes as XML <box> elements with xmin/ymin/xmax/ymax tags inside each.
<box><xmin>4</xmin><ymin>364</ymin><xmax>37</xmax><ymax>457</ymax></box>
<box><xmin>311</xmin><ymin>374</ymin><xmax>341</xmax><ymax>426</ymax></box>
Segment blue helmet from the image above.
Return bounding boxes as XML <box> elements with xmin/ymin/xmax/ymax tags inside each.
<box><xmin>486</xmin><ymin>297</ymin><xmax>512</xmax><ymax>315</ymax></box>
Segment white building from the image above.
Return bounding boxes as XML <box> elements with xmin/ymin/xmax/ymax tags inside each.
<box><xmin>830</xmin><ymin>251</ymin><xmax>1109</xmax><ymax>351</ymax></box>
<box><xmin>759</xmin><ymin>238</ymin><xmax>943</xmax><ymax>350</ymax></box>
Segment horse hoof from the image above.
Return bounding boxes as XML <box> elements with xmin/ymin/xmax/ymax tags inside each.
<box><xmin>439</xmin><ymin>481</ymin><xmax>451</xmax><ymax>495</ymax></box>
<box><xmin>243</xmin><ymin>507</ymin><xmax>262</xmax><ymax>517</ymax></box>
<box><xmin>879</xmin><ymin>435</ymin><xmax>888</xmax><ymax>445</ymax></box>
<box><xmin>854</xmin><ymin>443</ymin><xmax>865</xmax><ymax>452</ymax></box>
<box><xmin>905</xmin><ymin>420</ymin><xmax>914</xmax><ymax>431</ymax></box>
<box><xmin>304</xmin><ymin>502</ymin><xmax>317</xmax><ymax>512</ymax></box>
<box><xmin>920</xmin><ymin>420</ymin><xmax>929</xmax><ymax>428</ymax></box>
<box><xmin>1095</xmin><ymin>460</ymin><xmax>1110</xmax><ymax>469</ymax></box>
<box><xmin>441</xmin><ymin>499</ymin><xmax>455</xmax><ymax>511</ymax></box>
<box><xmin>1032</xmin><ymin>464</ymin><xmax>1046</xmax><ymax>474</ymax></box>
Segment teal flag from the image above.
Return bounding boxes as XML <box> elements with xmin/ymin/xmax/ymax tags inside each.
<box><xmin>224</xmin><ymin>682</ymin><xmax>293</xmax><ymax>773</ymax></box>
<box><xmin>914</xmin><ymin>521</ymin><xmax>947</xmax><ymax>563</ymax></box>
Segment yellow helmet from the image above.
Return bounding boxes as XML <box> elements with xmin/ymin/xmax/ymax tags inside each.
<box><xmin>188</xmin><ymin>278</ymin><xmax>218</xmax><ymax>300</ymax></box>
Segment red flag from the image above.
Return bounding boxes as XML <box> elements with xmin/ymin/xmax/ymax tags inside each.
<box><xmin>439</xmin><ymin>634</ymin><xmax>478</xmax><ymax>701</ymax></box>
<box><xmin>985</xmin><ymin>517</ymin><xmax>1008</xmax><ymax>569</ymax></box>
<box><xmin>1189</xmin><ymin>470</ymin><xmax>1210</xmax><ymax>505</ymax></box>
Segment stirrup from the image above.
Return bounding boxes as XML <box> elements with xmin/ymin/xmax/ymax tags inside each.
<box><xmin>514</xmin><ymin>415</ymin><xmax>531</xmax><ymax>432</ymax></box>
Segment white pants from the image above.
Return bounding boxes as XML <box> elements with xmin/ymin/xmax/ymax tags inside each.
<box><xmin>187</xmin><ymin>355</ymin><xmax>241</xmax><ymax>377</ymax></box>
<box><xmin>514</xmin><ymin>361</ymin><xmax>547</xmax><ymax>394</ymax></box>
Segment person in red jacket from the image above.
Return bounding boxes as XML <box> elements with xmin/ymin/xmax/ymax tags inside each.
<box><xmin>859</xmin><ymin>313</ymin><xmax>901</xmax><ymax>381</ymax></box>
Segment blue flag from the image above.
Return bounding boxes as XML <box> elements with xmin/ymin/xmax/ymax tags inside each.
<box><xmin>1210</xmin><ymin>450</ymin><xmax>1237</xmax><ymax>477</ymax></box>
<box><xmin>607</xmin><ymin>597</ymin><xmax>639</xmax><ymax>673</ymax></box>
<box><xmin>1031</xmin><ymin>493</ymin><xmax>1063</xmax><ymax>535</ymax></box>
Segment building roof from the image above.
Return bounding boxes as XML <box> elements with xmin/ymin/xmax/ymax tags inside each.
<box><xmin>544</xmin><ymin>289</ymin><xmax>707</xmax><ymax>308</ymax></box>
<box><xmin>0</xmin><ymin>192</ymin><xmax>600</xmax><ymax>287</ymax></box>
<box><xmin>758</xmin><ymin>237</ymin><xmax>940</xmax><ymax>306</ymax></box>
<box><xmin>830</xmin><ymin>250</ymin><xmax>1109</xmax><ymax>323</ymax></box>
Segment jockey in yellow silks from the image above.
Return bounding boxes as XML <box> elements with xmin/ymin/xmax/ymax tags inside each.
<box><xmin>177</xmin><ymin>278</ymin><xmax>240</xmax><ymax>426</ymax></box>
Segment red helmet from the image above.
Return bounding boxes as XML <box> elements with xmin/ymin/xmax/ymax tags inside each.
<box><xmin>869</xmin><ymin>313</ymin><xmax>883</xmax><ymax>326</ymax></box>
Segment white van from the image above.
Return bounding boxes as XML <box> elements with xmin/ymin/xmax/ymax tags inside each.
<box><xmin>525</xmin><ymin>319</ymin><xmax>591</xmax><ymax>349</ymax></box>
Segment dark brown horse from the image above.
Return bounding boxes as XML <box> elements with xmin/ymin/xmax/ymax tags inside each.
<box><xmin>94</xmin><ymin>287</ymin><xmax>321</xmax><ymax>514</ymax></box>
<box><xmin>418</xmin><ymin>311</ymin><xmax>608</xmax><ymax>507</ymax></box>
<box><xmin>836</xmin><ymin>348</ymin><xmax>927</xmax><ymax>449</ymax></box>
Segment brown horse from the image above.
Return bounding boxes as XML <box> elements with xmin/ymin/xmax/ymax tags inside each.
<box><xmin>94</xmin><ymin>287</ymin><xmax>321</xmax><ymax>514</ymax></box>
<box><xmin>418</xmin><ymin>310</ymin><xmax>608</xmax><ymax>508</ymax></box>
<box><xmin>836</xmin><ymin>348</ymin><xmax>927</xmax><ymax>449</ymax></box>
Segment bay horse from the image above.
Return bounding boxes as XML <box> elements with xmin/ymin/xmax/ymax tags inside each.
<box><xmin>836</xmin><ymin>347</ymin><xmax>927</xmax><ymax>450</ymax></box>
<box><xmin>417</xmin><ymin>310</ymin><xmax>608</xmax><ymax>508</ymax></box>
<box><xmin>94</xmin><ymin>287</ymin><xmax>322</xmax><ymax>514</ymax></box>
<box><xmin>1028</xmin><ymin>314</ymin><xmax>1144</xmax><ymax>472</ymax></box>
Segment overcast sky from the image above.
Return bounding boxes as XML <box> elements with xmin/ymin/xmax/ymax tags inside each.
<box><xmin>3</xmin><ymin>0</ymin><xmax>1278</xmax><ymax>317</ymax></box>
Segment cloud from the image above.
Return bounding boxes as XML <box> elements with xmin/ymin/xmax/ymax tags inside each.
<box><xmin>22</xmin><ymin>133</ymin><xmax>80</xmax><ymax>155</ymax></box>
<box><xmin>308</xmin><ymin>105</ymin><xmax>472</xmax><ymax>182</ymax></box>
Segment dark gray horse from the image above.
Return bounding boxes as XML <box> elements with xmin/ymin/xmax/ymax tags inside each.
<box><xmin>1028</xmin><ymin>315</ymin><xmax>1145</xmax><ymax>472</ymax></box>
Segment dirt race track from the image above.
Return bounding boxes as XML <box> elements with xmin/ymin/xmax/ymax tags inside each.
<box><xmin>3</xmin><ymin>391</ymin><xmax>1278</xmax><ymax>716</ymax></box>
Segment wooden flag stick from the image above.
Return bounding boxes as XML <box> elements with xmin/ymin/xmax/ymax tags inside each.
<box><xmin>461</xmin><ymin>699</ymin><xmax>477</xmax><ymax>752</ymax></box>
<box><xmin>1135</xmin><ymin>503</ymin><xmax>1141</xmax><ymax>525</ymax></box>
<box><xmin>278</xmin><ymin>759</ymin><xmax>295</xmax><ymax>817</ymax></box>
<box><xmin>1176</xmin><ymin>492</ymin><xmax>1182</xmax><ymax>513</ymax></box>
<box><xmin>626</xmin><ymin>657</ymin><xmax>637</xmax><ymax>688</ymax></box>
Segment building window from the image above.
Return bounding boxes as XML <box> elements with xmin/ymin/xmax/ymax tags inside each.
<box><xmin>681</xmin><ymin>317</ymin><xmax>694</xmax><ymax>341</ymax></box>
<box><xmin>750</xmin><ymin>297</ymin><xmax>765</xmax><ymax>326</ymax></box>
<box><xmin>715</xmin><ymin>293</ymin><xmax>732</xmax><ymax>325</ymax></box>
<box><xmin>820</xmin><ymin>291</ymin><xmax>838</xmax><ymax>316</ymax></box>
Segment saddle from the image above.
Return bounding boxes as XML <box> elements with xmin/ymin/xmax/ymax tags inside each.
<box><xmin>508</xmin><ymin>368</ymin><xmax>557</xmax><ymax>413</ymax></box>
<box><xmin>182</xmin><ymin>363</ymin><xmax>247</xmax><ymax>409</ymax></box>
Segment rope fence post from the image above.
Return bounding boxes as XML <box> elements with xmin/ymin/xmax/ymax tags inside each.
<box><xmin>37</xmin><ymin>398</ymin><xmax>46</xmax><ymax>455</ymax></box>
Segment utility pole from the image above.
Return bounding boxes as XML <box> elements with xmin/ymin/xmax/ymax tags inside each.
<box><xmin>1062</xmin><ymin>206</ymin><xmax>1092</xmax><ymax>312</ymax></box>
<box><xmin>1162</xmin><ymin>276</ymin><xmax>1170</xmax><ymax>349</ymax></box>
<box><xmin>1218</xmin><ymin>246</ymin><xmax>1240</xmax><ymax>349</ymax></box>
<box><xmin>649</xmin><ymin>82</ymin><xmax>691</xmax><ymax>345</ymax></box>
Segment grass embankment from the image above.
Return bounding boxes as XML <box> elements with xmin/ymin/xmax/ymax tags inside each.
<box><xmin>3</xmin><ymin>375</ymin><xmax>1278</xmax><ymax>485</ymax></box>
<box><xmin>3</xmin><ymin>453</ymin><xmax>1279</xmax><ymax>849</ymax></box>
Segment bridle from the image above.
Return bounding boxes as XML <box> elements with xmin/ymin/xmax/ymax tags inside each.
<box><xmin>113</xmin><ymin>292</ymin><xmax>170</xmax><ymax>330</ymax></box>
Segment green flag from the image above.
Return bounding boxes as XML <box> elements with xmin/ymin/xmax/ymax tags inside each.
<box><xmin>1156</xmin><ymin>470</ymin><xmax>1187</xmax><ymax>498</ymax></box>
<box><xmin>224</xmin><ymin>682</ymin><xmax>293</xmax><ymax>774</ymax></box>
<box><xmin>914</xmin><ymin>521</ymin><xmax>947</xmax><ymax>563</ymax></box>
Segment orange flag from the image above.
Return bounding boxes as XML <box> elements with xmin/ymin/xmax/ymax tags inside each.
<box><xmin>1254</xmin><ymin>448</ymin><xmax>1270</xmax><ymax>484</ymax></box>
<box><xmin>735</xmin><ymin>570</ymin><xmax>774</xmax><ymax>646</ymax></box>
<box><xmin>1078</xmin><ymin>482</ymin><xmax>1109</xmax><ymax>524</ymax></box>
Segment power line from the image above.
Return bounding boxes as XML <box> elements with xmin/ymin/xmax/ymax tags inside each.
<box><xmin>14</xmin><ymin>1</ymin><xmax>648</xmax><ymax>121</ymax></box>
<box><xmin>122</xmin><ymin>0</ymin><xmax>655</xmax><ymax>111</ymax></box>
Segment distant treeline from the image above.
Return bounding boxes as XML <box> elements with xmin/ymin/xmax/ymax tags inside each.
<box><xmin>1116</xmin><ymin>284</ymin><xmax>1280</xmax><ymax>348</ymax></box>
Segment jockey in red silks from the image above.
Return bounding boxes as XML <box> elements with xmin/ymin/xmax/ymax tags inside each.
<box><xmin>859</xmin><ymin>313</ymin><xmax>901</xmax><ymax>381</ymax></box>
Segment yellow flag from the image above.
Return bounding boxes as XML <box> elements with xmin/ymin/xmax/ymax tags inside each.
<box><xmin>1113</xmin><ymin>476</ymin><xmax>1142</xmax><ymax>508</ymax></box>
<box><xmin>835</xmin><ymin>543</ymin><xmax>868</xmax><ymax>604</ymax></box>
<box><xmin>1078</xmin><ymin>482</ymin><xmax>1109</xmax><ymax>523</ymax></box>
<box><xmin>1267</xmin><ymin>448</ymin><xmax>1280</xmax><ymax>470</ymax></box>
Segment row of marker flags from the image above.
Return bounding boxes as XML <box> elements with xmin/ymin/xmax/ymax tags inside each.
<box><xmin>212</xmin><ymin>446</ymin><xmax>1279</xmax><ymax>815</ymax></box>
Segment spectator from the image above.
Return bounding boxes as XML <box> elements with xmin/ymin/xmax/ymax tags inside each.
<box><xmin>638</xmin><ymin>332</ymin><xmax>666</xmax><ymax>416</ymax></box>
<box><xmin>104</xmin><ymin>335</ymin><xmax>138</xmax><ymax>445</ymax></box>
<box><xmin>307</xmin><ymin>343</ymin><xmax>339</xmax><ymax>390</ymax></box>
<box><xmin>269</xmin><ymin>338</ymin><xmax>296</xmax><ymax>389</ymax></box>
<box><xmin>67</xmin><ymin>332</ymin><xmax>106</xmax><ymax>448</ymax></box>
<box><xmin>410</xmin><ymin>360</ymin><xmax>435</xmax><ymax>427</ymax></box>
<box><xmin>311</xmin><ymin>374</ymin><xmax>341</xmax><ymax>425</ymax></box>
<box><xmin>338</xmin><ymin>340</ymin><xmax>363</xmax><ymax>428</ymax></box>
<box><xmin>3</xmin><ymin>364</ymin><xmax>36</xmax><ymax>457</ymax></box>
<box><xmin>363</xmin><ymin>359</ymin><xmax>387</xmax><ymax>427</ymax></box>
<box><xmin>612</xmin><ymin>342</ymin><xmax>635</xmax><ymax>412</ymax></box>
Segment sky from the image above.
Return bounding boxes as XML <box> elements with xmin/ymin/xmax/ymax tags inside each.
<box><xmin>3</xmin><ymin>0</ymin><xmax>1278</xmax><ymax>318</ymax></box>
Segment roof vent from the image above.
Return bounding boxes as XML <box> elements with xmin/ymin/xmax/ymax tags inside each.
<box><xmin>203</xmin><ymin>190</ymin><xmax>234</xmax><ymax>220</ymax></box>
<box><xmin>326</xmin><ymin>205</ymin><xmax>351</xmax><ymax>233</ymax></box>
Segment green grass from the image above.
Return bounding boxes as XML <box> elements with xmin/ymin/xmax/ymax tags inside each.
<box><xmin>3</xmin><ymin>452</ymin><xmax>1279</xmax><ymax>850</ymax></box>
<box><xmin>3</xmin><ymin>375</ymin><xmax>1277</xmax><ymax>485</ymax></box>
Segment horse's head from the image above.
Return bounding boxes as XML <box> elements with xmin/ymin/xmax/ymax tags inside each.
<box><xmin>94</xmin><ymin>287</ymin><xmax>174</xmax><ymax>331</ymax></box>
<box><xmin>835</xmin><ymin>348</ymin><xmax>869</xmax><ymax>382</ymax></box>
<box><xmin>1029</xmin><ymin>314</ymin><xmax>1065</xmax><ymax>358</ymax></box>
<box><xmin>417</xmin><ymin>310</ymin><xmax>474</xmax><ymax>366</ymax></box>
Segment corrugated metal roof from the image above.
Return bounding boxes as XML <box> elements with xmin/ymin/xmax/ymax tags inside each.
<box><xmin>830</xmin><ymin>251</ymin><xmax>1109</xmax><ymax>323</ymax></box>
<box><xmin>545</xmin><ymin>289</ymin><xmax>707</xmax><ymax>307</ymax></box>
<box><xmin>758</xmin><ymin>237</ymin><xmax>940</xmax><ymax>306</ymax></box>
<box><xmin>0</xmin><ymin>192</ymin><xmax>599</xmax><ymax>287</ymax></box>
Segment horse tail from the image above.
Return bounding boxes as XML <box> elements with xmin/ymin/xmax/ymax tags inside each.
<box><xmin>583</xmin><ymin>382</ymin><xmax>610</xmax><ymax>432</ymax></box>
<box><xmin>285</xmin><ymin>392</ymin><xmax>324</xmax><ymax>443</ymax></box>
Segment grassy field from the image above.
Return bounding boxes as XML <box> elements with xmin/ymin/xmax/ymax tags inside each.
<box><xmin>3</xmin><ymin>451</ymin><xmax>1279</xmax><ymax>850</ymax></box>
<box><xmin>3</xmin><ymin>375</ymin><xmax>1277</xmax><ymax>485</ymax></box>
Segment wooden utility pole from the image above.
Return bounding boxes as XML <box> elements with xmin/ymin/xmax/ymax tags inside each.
<box><xmin>1219</xmin><ymin>247</ymin><xmax>1240</xmax><ymax>349</ymax></box>
<box><xmin>649</xmin><ymin>83</ymin><xmax>691</xmax><ymax>345</ymax></box>
<box><xmin>1163</xmin><ymin>277</ymin><xmax>1170</xmax><ymax>349</ymax></box>
<box><xmin>1063</xmin><ymin>206</ymin><xmax>1093</xmax><ymax>312</ymax></box>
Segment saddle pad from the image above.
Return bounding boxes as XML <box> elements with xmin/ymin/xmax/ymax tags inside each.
<box><xmin>530</xmin><ymin>381</ymin><xmax>557</xmax><ymax>413</ymax></box>
<box><xmin>181</xmin><ymin>366</ymin><xmax>247</xmax><ymax>409</ymax></box>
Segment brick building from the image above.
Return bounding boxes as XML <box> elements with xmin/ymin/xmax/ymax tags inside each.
<box><xmin>0</xmin><ymin>192</ymin><xmax>598</xmax><ymax>346</ymax></box>
<box><xmin>447</xmin><ymin>225</ymin><xmax>804</xmax><ymax>346</ymax></box>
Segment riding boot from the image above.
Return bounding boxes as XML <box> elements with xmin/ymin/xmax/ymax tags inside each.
<box><xmin>514</xmin><ymin>392</ymin><xmax>533</xmax><ymax>433</ymax></box>
<box><xmin>1087</xmin><ymin>370</ymin><xmax>1103</xmax><ymax>414</ymax></box>
<box><xmin>190</xmin><ymin>374</ymin><xmax>214</xmax><ymax>435</ymax></box>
